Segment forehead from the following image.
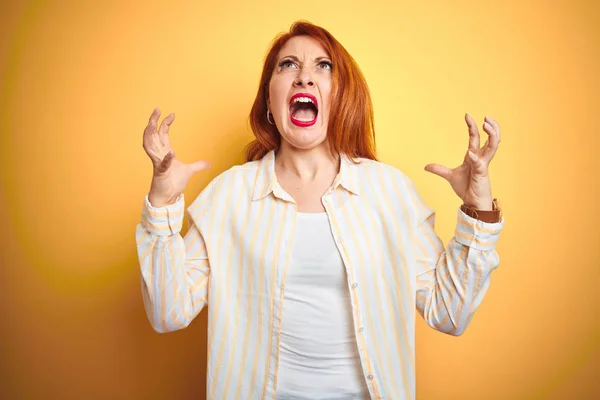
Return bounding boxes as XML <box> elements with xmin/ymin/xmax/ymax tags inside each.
<box><xmin>277</xmin><ymin>35</ymin><xmax>329</xmax><ymax>59</ymax></box>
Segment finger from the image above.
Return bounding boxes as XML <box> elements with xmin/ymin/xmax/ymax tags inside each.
<box><xmin>158</xmin><ymin>112</ymin><xmax>175</xmax><ymax>147</ymax></box>
<box><xmin>188</xmin><ymin>159</ymin><xmax>212</xmax><ymax>174</ymax></box>
<box><xmin>481</xmin><ymin>121</ymin><xmax>500</xmax><ymax>161</ymax></box>
<box><xmin>424</xmin><ymin>163</ymin><xmax>452</xmax><ymax>181</ymax></box>
<box><xmin>143</xmin><ymin>108</ymin><xmax>161</xmax><ymax>148</ymax></box>
<box><xmin>155</xmin><ymin>150</ymin><xmax>175</xmax><ymax>174</ymax></box>
<box><xmin>484</xmin><ymin>115</ymin><xmax>501</xmax><ymax>141</ymax></box>
<box><xmin>466</xmin><ymin>113</ymin><xmax>480</xmax><ymax>150</ymax></box>
<box><xmin>467</xmin><ymin>151</ymin><xmax>488</xmax><ymax>174</ymax></box>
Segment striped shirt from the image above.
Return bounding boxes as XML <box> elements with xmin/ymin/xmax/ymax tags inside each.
<box><xmin>135</xmin><ymin>149</ymin><xmax>504</xmax><ymax>400</ymax></box>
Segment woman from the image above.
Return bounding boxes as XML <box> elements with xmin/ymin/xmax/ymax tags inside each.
<box><xmin>136</xmin><ymin>21</ymin><xmax>503</xmax><ymax>400</ymax></box>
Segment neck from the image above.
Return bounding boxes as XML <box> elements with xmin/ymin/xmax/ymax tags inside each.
<box><xmin>274</xmin><ymin>141</ymin><xmax>340</xmax><ymax>183</ymax></box>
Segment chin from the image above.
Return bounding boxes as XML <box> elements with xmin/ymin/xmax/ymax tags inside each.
<box><xmin>282</xmin><ymin>130</ymin><xmax>328</xmax><ymax>151</ymax></box>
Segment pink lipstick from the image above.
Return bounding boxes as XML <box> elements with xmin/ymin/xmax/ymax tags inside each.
<box><xmin>289</xmin><ymin>93</ymin><xmax>318</xmax><ymax>127</ymax></box>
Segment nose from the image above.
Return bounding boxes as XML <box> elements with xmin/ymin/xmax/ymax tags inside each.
<box><xmin>293</xmin><ymin>68</ymin><xmax>314</xmax><ymax>87</ymax></box>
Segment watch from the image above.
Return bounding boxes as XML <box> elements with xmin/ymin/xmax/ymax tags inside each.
<box><xmin>460</xmin><ymin>198</ymin><xmax>502</xmax><ymax>223</ymax></box>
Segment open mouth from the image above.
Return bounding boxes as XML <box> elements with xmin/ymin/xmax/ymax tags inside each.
<box><xmin>289</xmin><ymin>93</ymin><xmax>318</xmax><ymax>127</ymax></box>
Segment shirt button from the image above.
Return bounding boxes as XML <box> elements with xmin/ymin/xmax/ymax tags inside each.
<box><xmin>367</xmin><ymin>374</ymin><xmax>374</xmax><ymax>380</ymax></box>
<box><xmin>358</xmin><ymin>327</ymin><xmax>364</xmax><ymax>333</ymax></box>
<box><xmin>351</xmin><ymin>282</ymin><xmax>358</xmax><ymax>288</ymax></box>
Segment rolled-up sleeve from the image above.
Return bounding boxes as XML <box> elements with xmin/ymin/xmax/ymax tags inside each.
<box><xmin>411</xmin><ymin>190</ymin><xmax>504</xmax><ymax>336</ymax></box>
<box><xmin>135</xmin><ymin>181</ymin><xmax>215</xmax><ymax>333</ymax></box>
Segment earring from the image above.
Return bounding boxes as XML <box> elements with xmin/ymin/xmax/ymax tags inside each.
<box><xmin>266</xmin><ymin>109</ymin><xmax>275</xmax><ymax>125</ymax></box>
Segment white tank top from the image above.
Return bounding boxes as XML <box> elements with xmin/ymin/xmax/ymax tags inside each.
<box><xmin>276</xmin><ymin>211</ymin><xmax>370</xmax><ymax>399</ymax></box>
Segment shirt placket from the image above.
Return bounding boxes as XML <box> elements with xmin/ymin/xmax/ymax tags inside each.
<box><xmin>322</xmin><ymin>190</ymin><xmax>380</xmax><ymax>400</ymax></box>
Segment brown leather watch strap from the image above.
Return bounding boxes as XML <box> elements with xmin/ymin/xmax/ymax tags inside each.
<box><xmin>460</xmin><ymin>198</ymin><xmax>502</xmax><ymax>223</ymax></box>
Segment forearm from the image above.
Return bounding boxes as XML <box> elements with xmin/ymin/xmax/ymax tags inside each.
<box><xmin>416</xmin><ymin>207</ymin><xmax>504</xmax><ymax>336</ymax></box>
<box><xmin>417</xmin><ymin>238</ymin><xmax>500</xmax><ymax>335</ymax></box>
<box><xmin>136</xmin><ymin>194</ymin><xmax>209</xmax><ymax>333</ymax></box>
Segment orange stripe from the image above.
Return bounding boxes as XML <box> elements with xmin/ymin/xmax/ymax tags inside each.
<box><xmin>248</xmin><ymin>197</ymin><xmax>278</xmax><ymax>398</ymax></box>
<box><xmin>184</xmin><ymin>227</ymin><xmax>200</xmax><ymax>253</ymax></box>
<box><xmin>145</xmin><ymin>222</ymin><xmax>174</xmax><ymax>232</ymax></box>
<box><xmin>187</xmin><ymin>187</ymin><xmax>215</xmax><ymax>216</ymax></box>
<box><xmin>458</xmin><ymin>216</ymin><xmax>500</xmax><ymax>234</ymax></box>
<box><xmin>169</xmin><ymin>283</ymin><xmax>189</xmax><ymax>330</ymax></box>
<box><xmin>345</xmin><ymin>193</ymin><xmax>398</xmax><ymax>397</ymax></box>
<box><xmin>204</xmin><ymin>178</ymin><xmax>226</xmax><ymax>357</ymax></box>
<box><xmin>159</xmin><ymin>241</ymin><xmax>167</xmax><ymax>332</ymax></box>
<box><xmin>371</xmin><ymin>166</ymin><xmax>413</xmax><ymax>399</ymax></box>
<box><xmin>141</xmin><ymin>279</ymin><xmax>154</xmax><ymax>327</ymax></box>
<box><xmin>139</xmin><ymin>236</ymin><xmax>158</xmax><ymax>303</ymax></box>
<box><xmin>138</xmin><ymin>233</ymin><xmax>157</xmax><ymax>265</ymax></box>
<box><xmin>170</xmin><ymin>242</ymin><xmax>185</xmax><ymax>328</ymax></box>
<box><xmin>455</xmin><ymin>230</ymin><xmax>491</xmax><ymax>248</ymax></box>
<box><xmin>450</xmin><ymin>251</ymin><xmax>472</xmax><ymax>335</ymax></box>
<box><xmin>146</xmin><ymin>206</ymin><xmax>183</xmax><ymax>218</ymax></box>
<box><xmin>209</xmin><ymin>176</ymin><xmax>244</xmax><ymax>396</ymax></box>
<box><xmin>262</xmin><ymin>202</ymin><xmax>290</xmax><ymax>399</ymax></box>
<box><xmin>189</xmin><ymin>238</ymin><xmax>207</xmax><ymax>262</ymax></box>
<box><xmin>234</xmin><ymin>191</ymin><xmax>268</xmax><ymax>400</ymax></box>
<box><xmin>269</xmin><ymin>206</ymin><xmax>297</xmax><ymax>399</ymax></box>
<box><xmin>222</xmin><ymin>185</ymin><xmax>254</xmax><ymax>399</ymax></box>
<box><xmin>191</xmin><ymin>277</ymin><xmax>209</xmax><ymax>293</ymax></box>
<box><xmin>434</xmin><ymin>257</ymin><xmax>458</xmax><ymax>327</ymax></box>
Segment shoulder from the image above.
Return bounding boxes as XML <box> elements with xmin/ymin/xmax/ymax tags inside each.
<box><xmin>349</xmin><ymin>156</ymin><xmax>416</xmax><ymax>193</ymax></box>
<box><xmin>350</xmin><ymin>156</ymin><xmax>432</xmax><ymax>221</ymax></box>
<box><xmin>187</xmin><ymin>159</ymin><xmax>260</xmax><ymax>220</ymax></box>
<box><xmin>213</xmin><ymin>159</ymin><xmax>261</xmax><ymax>184</ymax></box>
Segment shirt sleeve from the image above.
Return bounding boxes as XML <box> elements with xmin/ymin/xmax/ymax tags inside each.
<box><xmin>407</xmin><ymin>183</ymin><xmax>504</xmax><ymax>336</ymax></box>
<box><xmin>135</xmin><ymin>182</ymin><xmax>215</xmax><ymax>333</ymax></box>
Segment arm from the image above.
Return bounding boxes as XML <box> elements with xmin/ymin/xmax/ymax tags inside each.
<box><xmin>135</xmin><ymin>182</ymin><xmax>214</xmax><ymax>333</ymax></box>
<box><xmin>411</xmin><ymin>190</ymin><xmax>504</xmax><ymax>336</ymax></box>
<box><xmin>418</xmin><ymin>113</ymin><xmax>504</xmax><ymax>335</ymax></box>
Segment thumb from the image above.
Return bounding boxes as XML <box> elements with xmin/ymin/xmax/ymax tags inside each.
<box><xmin>424</xmin><ymin>163</ymin><xmax>452</xmax><ymax>181</ymax></box>
<box><xmin>188</xmin><ymin>159</ymin><xmax>211</xmax><ymax>174</ymax></box>
<box><xmin>156</xmin><ymin>150</ymin><xmax>175</xmax><ymax>174</ymax></box>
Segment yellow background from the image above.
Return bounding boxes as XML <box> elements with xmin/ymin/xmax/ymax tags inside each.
<box><xmin>1</xmin><ymin>0</ymin><xmax>598</xmax><ymax>399</ymax></box>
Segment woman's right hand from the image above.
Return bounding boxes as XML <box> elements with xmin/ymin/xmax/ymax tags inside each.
<box><xmin>143</xmin><ymin>108</ymin><xmax>211</xmax><ymax>207</ymax></box>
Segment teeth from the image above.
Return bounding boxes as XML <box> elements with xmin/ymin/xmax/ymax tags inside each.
<box><xmin>294</xmin><ymin>117</ymin><xmax>316</xmax><ymax>122</ymax></box>
<box><xmin>292</xmin><ymin>97</ymin><xmax>315</xmax><ymax>104</ymax></box>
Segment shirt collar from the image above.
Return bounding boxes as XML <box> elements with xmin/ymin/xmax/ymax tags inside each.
<box><xmin>251</xmin><ymin>148</ymin><xmax>361</xmax><ymax>201</ymax></box>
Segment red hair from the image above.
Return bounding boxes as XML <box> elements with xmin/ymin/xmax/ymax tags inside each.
<box><xmin>245</xmin><ymin>21</ymin><xmax>377</xmax><ymax>163</ymax></box>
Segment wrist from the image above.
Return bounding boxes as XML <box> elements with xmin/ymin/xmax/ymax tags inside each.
<box><xmin>463</xmin><ymin>198</ymin><xmax>493</xmax><ymax>211</ymax></box>
<box><xmin>148</xmin><ymin>192</ymin><xmax>178</xmax><ymax>208</ymax></box>
<box><xmin>461</xmin><ymin>198</ymin><xmax>502</xmax><ymax>223</ymax></box>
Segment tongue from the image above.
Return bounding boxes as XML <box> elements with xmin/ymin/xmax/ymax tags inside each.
<box><xmin>292</xmin><ymin>108</ymin><xmax>317</xmax><ymax>121</ymax></box>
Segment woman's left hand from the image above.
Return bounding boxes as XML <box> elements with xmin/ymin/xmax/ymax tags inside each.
<box><xmin>424</xmin><ymin>114</ymin><xmax>501</xmax><ymax>211</ymax></box>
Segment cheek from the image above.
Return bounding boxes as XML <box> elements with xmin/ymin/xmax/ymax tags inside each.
<box><xmin>319</xmin><ymin>77</ymin><xmax>333</xmax><ymax>109</ymax></box>
<box><xmin>268</xmin><ymin>77</ymin><xmax>290</xmax><ymax>108</ymax></box>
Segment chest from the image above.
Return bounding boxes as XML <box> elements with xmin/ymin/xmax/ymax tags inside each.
<box><xmin>277</xmin><ymin>176</ymin><xmax>333</xmax><ymax>213</ymax></box>
<box><xmin>204</xmin><ymin>196</ymin><xmax>415</xmax><ymax>295</ymax></box>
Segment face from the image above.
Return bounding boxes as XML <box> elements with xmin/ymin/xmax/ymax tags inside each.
<box><xmin>268</xmin><ymin>35</ymin><xmax>333</xmax><ymax>151</ymax></box>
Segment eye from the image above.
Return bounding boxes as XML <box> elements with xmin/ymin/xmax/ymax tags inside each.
<box><xmin>318</xmin><ymin>61</ymin><xmax>332</xmax><ymax>70</ymax></box>
<box><xmin>279</xmin><ymin>59</ymin><xmax>297</xmax><ymax>69</ymax></box>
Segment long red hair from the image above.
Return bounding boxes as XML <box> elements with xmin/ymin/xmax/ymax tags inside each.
<box><xmin>245</xmin><ymin>21</ymin><xmax>377</xmax><ymax>163</ymax></box>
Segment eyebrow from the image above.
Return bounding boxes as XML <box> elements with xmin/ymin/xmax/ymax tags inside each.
<box><xmin>278</xmin><ymin>55</ymin><xmax>332</xmax><ymax>63</ymax></box>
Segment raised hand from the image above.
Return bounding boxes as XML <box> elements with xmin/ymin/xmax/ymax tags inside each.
<box><xmin>424</xmin><ymin>114</ymin><xmax>501</xmax><ymax>211</ymax></box>
<box><xmin>143</xmin><ymin>108</ymin><xmax>211</xmax><ymax>207</ymax></box>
